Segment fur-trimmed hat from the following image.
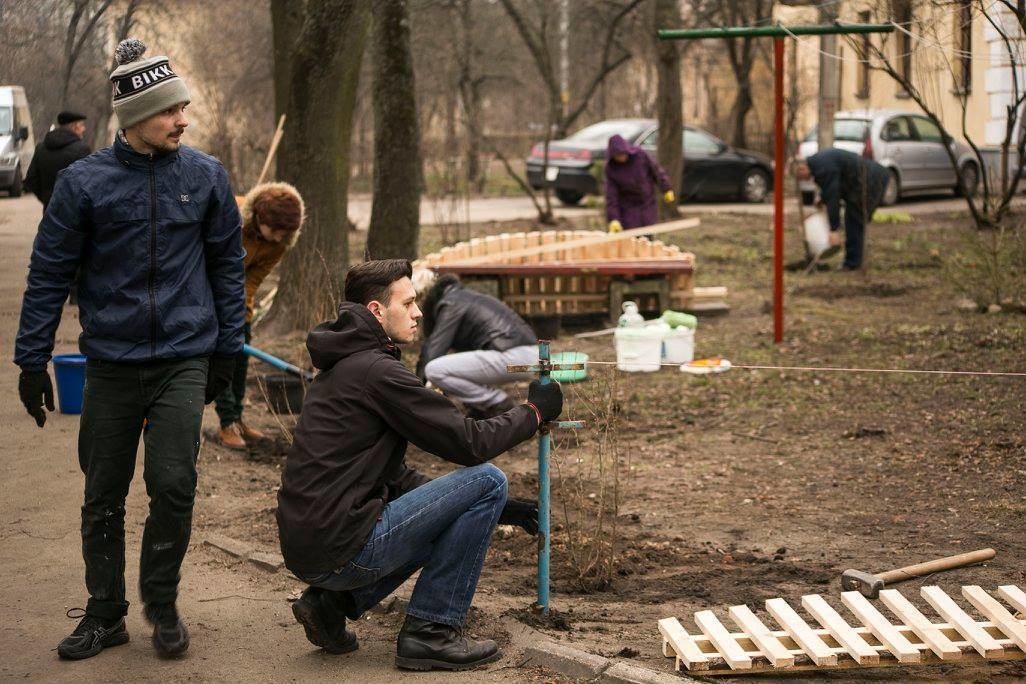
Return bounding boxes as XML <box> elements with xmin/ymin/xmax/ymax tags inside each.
<box><xmin>241</xmin><ymin>181</ymin><xmax>305</xmax><ymax>246</ymax></box>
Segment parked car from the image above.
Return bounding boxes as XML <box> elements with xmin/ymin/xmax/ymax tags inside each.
<box><xmin>797</xmin><ymin>109</ymin><xmax>979</xmax><ymax>206</ymax></box>
<box><xmin>525</xmin><ymin>118</ymin><xmax>774</xmax><ymax>206</ymax></box>
<box><xmin>0</xmin><ymin>86</ymin><xmax>35</xmax><ymax>197</ymax></box>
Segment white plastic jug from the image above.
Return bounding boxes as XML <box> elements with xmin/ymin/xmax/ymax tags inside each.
<box><xmin>615</xmin><ymin>322</ymin><xmax>667</xmax><ymax>372</ymax></box>
<box><xmin>618</xmin><ymin>301</ymin><xmax>644</xmax><ymax>328</ymax></box>
<box><xmin>804</xmin><ymin>210</ymin><xmax>831</xmax><ymax>257</ymax></box>
<box><xmin>662</xmin><ymin>326</ymin><xmax>695</xmax><ymax>364</ymax></box>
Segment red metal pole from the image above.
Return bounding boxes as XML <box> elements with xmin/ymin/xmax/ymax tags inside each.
<box><xmin>773</xmin><ymin>37</ymin><xmax>785</xmax><ymax>344</ymax></box>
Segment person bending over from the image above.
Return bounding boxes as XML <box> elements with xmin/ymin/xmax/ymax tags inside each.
<box><xmin>276</xmin><ymin>259</ymin><xmax>562</xmax><ymax>671</ymax></box>
<box><xmin>414</xmin><ymin>269</ymin><xmax>538</xmax><ymax>419</ymax></box>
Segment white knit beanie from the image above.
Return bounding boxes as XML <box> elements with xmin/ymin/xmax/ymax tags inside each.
<box><xmin>109</xmin><ymin>38</ymin><xmax>190</xmax><ymax>129</ymax></box>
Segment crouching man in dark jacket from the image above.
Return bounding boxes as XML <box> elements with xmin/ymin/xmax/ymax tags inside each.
<box><xmin>277</xmin><ymin>259</ymin><xmax>562</xmax><ymax>671</ymax></box>
<box><xmin>414</xmin><ymin>270</ymin><xmax>539</xmax><ymax>418</ymax></box>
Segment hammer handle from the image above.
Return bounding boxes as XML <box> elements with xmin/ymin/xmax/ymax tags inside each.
<box><xmin>878</xmin><ymin>548</ymin><xmax>995</xmax><ymax>584</ymax></box>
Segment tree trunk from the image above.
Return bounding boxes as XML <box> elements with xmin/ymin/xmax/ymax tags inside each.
<box><xmin>456</xmin><ymin>0</ymin><xmax>483</xmax><ymax>193</ymax></box>
<box><xmin>367</xmin><ymin>0</ymin><xmax>422</xmax><ymax>260</ymax></box>
<box><xmin>730</xmin><ymin>76</ymin><xmax>753</xmax><ymax>149</ymax></box>
<box><xmin>654</xmin><ymin>0</ymin><xmax>682</xmax><ymax>221</ymax></box>
<box><xmin>268</xmin><ymin>0</ymin><xmax>371</xmax><ymax>332</ymax></box>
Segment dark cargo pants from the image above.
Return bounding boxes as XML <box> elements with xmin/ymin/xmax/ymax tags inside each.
<box><xmin>78</xmin><ymin>357</ymin><xmax>206</xmax><ymax>620</ymax></box>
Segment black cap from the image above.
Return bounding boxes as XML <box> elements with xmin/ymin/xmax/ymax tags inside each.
<box><xmin>57</xmin><ymin>111</ymin><xmax>87</xmax><ymax>125</ymax></box>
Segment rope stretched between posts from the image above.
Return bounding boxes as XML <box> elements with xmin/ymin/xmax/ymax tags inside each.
<box><xmin>579</xmin><ymin>359</ymin><xmax>1026</xmax><ymax>378</ymax></box>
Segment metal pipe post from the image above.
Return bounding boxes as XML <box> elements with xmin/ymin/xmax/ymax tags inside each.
<box><xmin>536</xmin><ymin>340</ymin><xmax>551</xmax><ymax>614</ymax></box>
<box><xmin>773</xmin><ymin>37</ymin><xmax>785</xmax><ymax>344</ymax></box>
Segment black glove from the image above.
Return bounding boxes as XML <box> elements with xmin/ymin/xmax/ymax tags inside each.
<box><xmin>205</xmin><ymin>355</ymin><xmax>236</xmax><ymax>404</ymax></box>
<box><xmin>499</xmin><ymin>497</ymin><xmax>539</xmax><ymax>535</ymax></box>
<box><xmin>19</xmin><ymin>370</ymin><xmax>55</xmax><ymax>428</ymax></box>
<box><xmin>527</xmin><ymin>379</ymin><xmax>563</xmax><ymax>423</ymax></box>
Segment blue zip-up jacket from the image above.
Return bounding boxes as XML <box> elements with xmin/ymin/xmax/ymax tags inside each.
<box><xmin>14</xmin><ymin>134</ymin><xmax>245</xmax><ymax>372</ymax></box>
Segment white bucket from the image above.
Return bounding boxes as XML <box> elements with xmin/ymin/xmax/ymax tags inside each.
<box><xmin>615</xmin><ymin>323</ymin><xmax>666</xmax><ymax>372</ymax></box>
<box><xmin>804</xmin><ymin>210</ymin><xmax>831</xmax><ymax>257</ymax></box>
<box><xmin>662</xmin><ymin>326</ymin><xmax>695</xmax><ymax>364</ymax></box>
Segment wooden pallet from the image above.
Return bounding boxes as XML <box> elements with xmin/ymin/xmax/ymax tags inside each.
<box><xmin>413</xmin><ymin>228</ymin><xmax>708</xmax><ymax>317</ymax></box>
<box><xmin>659</xmin><ymin>585</ymin><xmax>1026</xmax><ymax>675</ymax></box>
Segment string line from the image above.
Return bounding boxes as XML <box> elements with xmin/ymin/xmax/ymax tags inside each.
<box><xmin>577</xmin><ymin>359</ymin><xmax>1026</xmax><ymax>378</ymax></box>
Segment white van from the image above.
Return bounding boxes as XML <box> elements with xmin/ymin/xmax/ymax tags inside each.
<box><xmin>0</xmin><ymin>86</ymin><xmax>35</xmax><ymax>197</ymax></box>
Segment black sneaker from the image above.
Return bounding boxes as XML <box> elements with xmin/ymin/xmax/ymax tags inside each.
<box><xmin>292</xmin><ymin>587</ymin><xmax>359</xmax><ymax>654</ymax></box>
<box><xmin>144</xmin><ymin>602</ymin><xmax>190</xmax><ymax>657</ymax></box>
<box><xmin>57</xmin><ymin>609</ymin><xmax>129</xmax><ymax>660</ymax></box>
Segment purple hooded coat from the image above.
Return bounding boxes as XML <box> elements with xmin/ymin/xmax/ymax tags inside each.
<box><xmin>604</xmin><ymin>134</ymin><xmax>672</xmax><ymax>229</ymax></box>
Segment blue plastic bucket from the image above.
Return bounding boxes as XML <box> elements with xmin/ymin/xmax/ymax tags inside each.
<box><xmin>52</xmin><ymin>353</ymin><xmax>87</xmax><ymax>415</ymax></box>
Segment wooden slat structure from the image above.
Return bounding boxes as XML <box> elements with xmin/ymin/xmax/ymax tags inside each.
<box><xmin>413</xmin><ymin>224</ymin><xmax>728</xmax><ymax>318</ymax></box>
<box><xmin>659</xmin><ymin>585</ymin><xmax>1026</xmax><ymax>676</ymax></box>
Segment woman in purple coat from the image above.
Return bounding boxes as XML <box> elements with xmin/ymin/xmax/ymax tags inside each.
<box><xmin>604</xmin><ymin>134</ymin><xmax>675</xmax><ymax>232</ymax></box>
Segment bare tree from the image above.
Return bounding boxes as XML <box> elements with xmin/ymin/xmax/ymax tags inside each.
<box><xmin>367</xmin><ymin>0</ymin><xmax>422</xmax><ymax>260</ymax></box>
<box><xmin>268</xmin><ymin>0</ymin><xmax>372</xmax><ymax>332</ymax></box>
<box><xmin>61</xmin><ymin>0</ymin><xmax>115</xmax><ymax>105</ymax></box>
<box><xmin>654</xmin><ymin>0</ymin><xmax>683</xmax><ymax>220</ymax></box>
<box><xmin>498</xmin><ymin>0</ymin><xmax>645</xmax><ymax>222</ymax></box>
<box><xmin>92</xmin><ymin>0</ymin><xmax>147</xmax><ymax>147</ymax></box>
<box><xmin>707</xmin><ymin>0</ymin><xmax>773</xmax><ymax>148</ymax></box>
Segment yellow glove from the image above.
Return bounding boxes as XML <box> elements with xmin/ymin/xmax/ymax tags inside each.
<box><xmin>664</xmin><ymin>190</ymin><xmax>676</xmax><ymax>204</ymax></box>
<box><xmin>608</xmin><ymin>220</ymin><xmax>623</xmax><ymax>233</ymax></box>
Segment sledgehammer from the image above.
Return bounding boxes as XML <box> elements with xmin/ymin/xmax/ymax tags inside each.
<box><xmin>841</xmin><ymin>548</ymin><xmax>996</xmax><ymax>598</ymax></box>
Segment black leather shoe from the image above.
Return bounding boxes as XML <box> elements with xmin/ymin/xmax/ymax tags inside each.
<box><xmin>57</xmin><ymin>612</ymin><xmax>129</xmax><ymax>660</ymax></box>
<box><xmin>395</xmin><ymin>615</ymin><xmax>501</xmax><ymax>671</ymax></box>
<box><xmin>292</xmin><ymin>587</ymin><xmax>359</xmax><ymax>654</ymax></box>
<box><xmin>144</xmin><ymin>602</ymin><xmax>190</xmax><ymax>657</ymax></box>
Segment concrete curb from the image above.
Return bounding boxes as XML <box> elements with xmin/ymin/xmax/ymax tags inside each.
<box><xmin>204</xmin><ymin>534</ymin><xmax>284</xmax><ymax>573</ymax></box>
<box><xmin>521</xmin><ymin>640</ymin><xmax>695</xmax><ymax>683</ymax></box>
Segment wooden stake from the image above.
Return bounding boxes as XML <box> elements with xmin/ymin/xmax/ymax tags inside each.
<box><xmin>256</xmin><ymin>114</ymin><xmax>286</xmax><ymax>187</ymax></box>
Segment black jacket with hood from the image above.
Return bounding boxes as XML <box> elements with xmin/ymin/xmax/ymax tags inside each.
<box><xmin>415</xmin><ymin>274</ymin><xmax>537</xmax><ymax>380</ymax></box>
<box><xmin>23</xmin><ymin>128</ymin><xmax>91</xmax><ymax>206</ymax></box>
<box><xmin>276</xmin><ymin>302</ymin><xmax>539</xmax><ymax>576</ymax></box>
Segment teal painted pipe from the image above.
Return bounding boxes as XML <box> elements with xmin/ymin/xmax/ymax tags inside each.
<box><xmin>244</xmin><ymin>344</ymin><xmax>314</xmax><ymax>382</ymax></box>
<box><xmin>658</xmin><ymin>22</ymin><xmax>893</xmax><ymax>41</ymax></box>
<box><xmin>536</xmin><ymin>340</ymin><xmax>552</xmax><ymax>614</ymax></box>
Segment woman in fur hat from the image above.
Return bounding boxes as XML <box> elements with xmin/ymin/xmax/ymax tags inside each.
<box><xmin>216</xmin><ymin>182</ymin><xmax>304</xmax><ymax>450</ymax></box>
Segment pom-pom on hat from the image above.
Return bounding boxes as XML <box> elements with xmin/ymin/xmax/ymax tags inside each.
<box><xmin>108</xmin><ymin>38</ymin><xmax>190</xmax><ymax>129</ymax></box>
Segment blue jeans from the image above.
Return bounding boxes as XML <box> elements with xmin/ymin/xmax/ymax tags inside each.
<box><xmin>298</xmin><ymin>463</ymin><xmax>508</xmax><ymax>627</ymax></box>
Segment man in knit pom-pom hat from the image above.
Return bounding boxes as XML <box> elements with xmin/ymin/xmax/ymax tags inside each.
<box><xmin>14</xmin><ymin>38</ymin><xmax>245</xmax><ymax>661</ymax></box>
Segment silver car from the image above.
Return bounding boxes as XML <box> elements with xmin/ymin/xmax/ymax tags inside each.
<box><xmin>798</xmin><ymin>109</ymin><xmax>979</xmax><ymax>205</ymax></box>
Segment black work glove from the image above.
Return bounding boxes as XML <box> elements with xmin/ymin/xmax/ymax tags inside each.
<box><xmin>19</xmin><ymin>370</ymin><xmax>55</xmax><ymax>428</ymax></box>
<box><xmin>205</xmin><ymin>355</ymin><xmax>236</xmax><ymax>404</ymax></box>
<box><xmin>527</xmin><ymin>379</ymin><xmax>563</xmax><ymax>423</ymax></box>
<box><xmin>499</xmin><ymin>497</ymin><xmax>539</xmax><ymax>535</ymax></box>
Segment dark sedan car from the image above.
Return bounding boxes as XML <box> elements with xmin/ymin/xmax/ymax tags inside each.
<box><xmin>525</xmin><ymin>118</ymin><xmax>774</xmax><ymax>206</ymax></box>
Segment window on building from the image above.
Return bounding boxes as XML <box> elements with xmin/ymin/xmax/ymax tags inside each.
<box><xmin>856</xmin><ymin>11</ymin><xmax>871</xmax><ymax>99</ymax></box>
<box><xmin>954</xmin><ymin>0</ymin><xmax>972</xmax><ymax>93</ymax></box>
<box><xmin>892</xmin><ymin>0</ymin><xmax>913</xmax><ymax>95</ymax></box>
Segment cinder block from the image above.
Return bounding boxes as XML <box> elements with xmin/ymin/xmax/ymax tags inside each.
<box><xmin>601</xmin><ymin>659</ymin><xmax>695</xmax><ymax>683</ymax></box>
<box><xmin>249</xmin><ymin>551</ymin><xmax>285</xmax><ymax>572</ymax></box>
<box><xmin>522</xmin><ymin>641</ymin><xmax>610</xmax><ymax>679</ymax></box>
<box><xmin>203</xmin><ymin>534</ymin><xmax>252</xmax><ymax>559</ymax></box>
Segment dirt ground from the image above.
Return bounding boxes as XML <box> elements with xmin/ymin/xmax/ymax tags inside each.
<box><xmin>3</xmin><ymin>193</ymin><xmax>1024</xmax><ymax>682</ymax></box>
<box><xmin>224</xmin><ymin>207</ymin><xmax>1026</xmax><ymax>682</ymax></box>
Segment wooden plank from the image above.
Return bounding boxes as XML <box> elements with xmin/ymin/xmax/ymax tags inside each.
<box><xmin>802</xmin><ymin>594</ymin><xmax>880</xmax><ymax>664</ymax></box>
<box><xmin>922</xmin><ymin>586</ymin><xmax>1004</xmax><ymax>658</ymax></box>
<box><xmin>879</xmin><ymin>589</ymin><xmax>963</xmax><ymax>660</ymax></box>
<box><xmin>841</xmin><ymin>591</ymin><xmax>922</xmax><ymax>662</ymax></box>
<box><xmin>694</xmin><ymin>610</ymin><xmax>752</xmax><ymax>670</ymax></box>
<box><xmin>962</xmin><ymin>586</ymin><xmax>1026</xmax><ymax>652</ymax></box>
<box><xmin>765</xmin><ymin>598</ymin><xmax>838</xmax><ymax>666</ymax></box>
<box><xmin>998</xmin><ymin>586</ymin><xmax>1026</xmax><ymax>615</ymax></box>
<box><xmin>728</xmin><ymin>604</ymin><xmax>795</xmax><ymax>667</ymax></box>
<box><xmin>443</xmin><ymin>218</ymin><xmax>701</xmax><ymax>266</ymax></box>
<box><xmin>657</xmin><ymin>617</ymin><xmax>711</xmax><ymax>671</ymax></box>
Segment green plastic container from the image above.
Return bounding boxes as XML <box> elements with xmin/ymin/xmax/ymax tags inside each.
<box><xmin>550</xmin><ymin>351</ymin><xmax>589</xmax><ymax>383</ymax></box>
